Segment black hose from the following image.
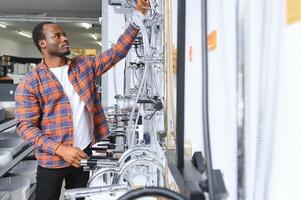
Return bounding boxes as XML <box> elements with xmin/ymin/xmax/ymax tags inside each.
<box><xmin>201</xmin><ymin>0</ymin><xmax>215</xmax><ymax>199</ymax></box>
<box><xmin>176</xmin><ymin>0</ymin><xmax>186</xmax><ymax>169</ymax></box>
<box><xmin>118</xmin><ymin>187</ymin><xmax>188</xmax><ymax>200</ymax></box>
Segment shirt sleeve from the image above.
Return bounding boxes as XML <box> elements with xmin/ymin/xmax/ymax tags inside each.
<box><xmin>15</xmin><ymin>79</ymin><xmax>61</xmax><ymax>155</ymax></box>
<box><xmin>91</xmin><ymin>23</ymin><xmax>139</xmax><ymax>76</ymax></box>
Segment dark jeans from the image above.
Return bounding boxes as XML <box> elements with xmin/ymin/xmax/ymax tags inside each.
<box><xmin>35</xmin><ymin>145</ymin><xmax>92</xmax><ymax>200</ymax></box>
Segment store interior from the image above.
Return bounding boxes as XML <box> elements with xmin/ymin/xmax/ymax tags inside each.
<box><xmin>1</xmin><ymin>0</ymin><xmax>301</xmax><ymax>200</ymax></box>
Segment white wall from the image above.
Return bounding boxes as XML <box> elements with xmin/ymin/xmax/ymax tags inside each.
<box><xmin>0</xmin><ymin>37</ymin><xmax>41</xmax><ymax>58</ymax></box>
<box><xmin>268</xmin><ymin>5</ymin><xmax>301</xmax><ymax>200</ymax></box>
<box><xmin>207</xmin><ymin>0</ymin><xmax>237</xmax><ymax>199</ymax></box>
<box><xmin>21</xmin><ymin>44</ymin><xmax>41</xmax><ymax>58</ymax></box>
<box><xmin>245</xmin><ymin>0</ymin><xmax>284</xmax><ymax>200</ymax></box>
<box><xmin>0</xmin><ymin>37</ymin><xmax>23</xmax><ymax>57</ymax></box>
<box><xmin>244</xmin><ymin>0</ymin><xmax>264</xmax><ymax>198</ymax></box>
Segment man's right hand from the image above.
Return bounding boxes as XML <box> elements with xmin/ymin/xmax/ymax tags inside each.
<box><xmin>55</xmin><ymin>145</ymin><xmax>89</xmax><ymax>168</ymax></box>
<box><xmin>136</xmin><ymin>0</ymin><xmax>149</xmax><ymax>15</ymax></box>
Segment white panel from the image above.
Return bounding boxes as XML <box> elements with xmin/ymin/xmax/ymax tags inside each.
<box><xmin>207</xmin><ymin>0</ymin><xmax>237</xmax><ymax>199</ymax></box>
<box><xmin>268</xmin><ymin>19</ymin><xmax>301</xmax><ymax>200</ymax></box>
<box><xmin>185</xmin><ymin>0</ymin><xmax>203</xmax><ymax>154</ymax></box>
<box><xmin>101</xmin><ymin>1</ymin><xmax>126</xmax><ymax>108</ymax></box>
<box><xmin>244</xmin><ymin>0</ymin><xmax>264</xmax><ymax>199</ymax></box>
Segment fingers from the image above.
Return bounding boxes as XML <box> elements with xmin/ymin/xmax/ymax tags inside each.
<box><xmin>70</xmin><ymin>154</ymin><xmax>84</xmax><ymax>168</ymax></box>
<box><xmin>58</xmin><ymin>146</ymin><xmax>89</xmax><ymax>168</ymax></box>
<box><xmin>71</xmin><ymin>157</ymin><xmax>81</xmax><ymax>168</ymax></box>
<box><xmin>67</xmin><ymin>153</ymin><xmax>80</xmax><ymax>168</ymax></box>
<box><xmin>71</xmin><ymin>148</ymin><xmax>88</xmax><ymax>168</ymax></box>
<box><xmin>76</xmin><ymin>148</ymin><xmax>89</xmax><ymax>159</ymax></box>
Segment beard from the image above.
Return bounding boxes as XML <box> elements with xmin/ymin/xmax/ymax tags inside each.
<box><xmin>49</xmin><ymin>49</ymin><xmax>70</xmax><ymax>57</ymax></box>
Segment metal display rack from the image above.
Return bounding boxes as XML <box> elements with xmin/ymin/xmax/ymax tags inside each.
<box><xmin>0</xmin><ymin>119</ymin><xmax>35</xmax><ymax>198</ymax></box>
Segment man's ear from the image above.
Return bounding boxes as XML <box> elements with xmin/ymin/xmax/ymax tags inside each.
<box><xmin>39</xmin><ymin>40</ymin><xmax>46</xmax><ymax>50</ymax></box>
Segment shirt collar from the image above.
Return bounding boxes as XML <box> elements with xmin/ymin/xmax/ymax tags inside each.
<box><xmin>37</xmin><ymin>57</ymin><xmax>72</xmax><ymax>70</ymax></box>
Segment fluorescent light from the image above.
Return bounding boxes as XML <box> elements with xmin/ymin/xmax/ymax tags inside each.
<box><xmin>18</xmin><ymin>31</ymin><xmax>31</xmax><ymax>38</ymax></box>
<box><xmin>90</xmin><ymin>33</ymin><xmax>98</xmax><ymax>40</ymax></box>
<box><xmin>0</xmin><ymin>23</ymin><xmax>7</xmax><ymax>28</ymax></box>
<box><xmin>81</xmin><ymin>23</ymin><xmax>92</xmax><ymax>29</ymax></box>
<box><xmin>97</xmin><ymin>42</ymin><xmax>102</xmax><ymax>46</ymax></box>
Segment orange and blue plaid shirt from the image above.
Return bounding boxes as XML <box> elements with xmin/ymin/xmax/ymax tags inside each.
<box><xmin>15</xmin><ymin>24</ymin><xmax>139</xmax><ymax>168</ymax></box>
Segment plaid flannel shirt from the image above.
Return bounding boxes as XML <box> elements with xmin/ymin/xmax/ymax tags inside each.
<box><xmin>15</xmin><ymin>24</ymin><xmax>139</xmax><ymax>168</ymax></box>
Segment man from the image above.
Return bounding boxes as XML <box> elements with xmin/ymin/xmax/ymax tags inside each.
<box><xmin>15</xmin><ymin>1</ymin><xmax>148</xmax><ymax>199</ymax></box>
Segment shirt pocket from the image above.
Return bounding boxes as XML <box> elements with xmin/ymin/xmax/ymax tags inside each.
<box><xmin>40</xmin><ymin>85</ymin><xmax>66</xmax><ymax>105</ymax></box>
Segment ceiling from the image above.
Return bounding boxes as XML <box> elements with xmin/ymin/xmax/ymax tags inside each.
<box><xmin>0</xmin><ymin>0</ymin><xmax>102</xmax><ymax>52</ymax></box>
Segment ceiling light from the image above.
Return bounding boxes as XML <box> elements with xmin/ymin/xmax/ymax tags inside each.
<box><xmin>81</xmin><ymin>23</ymin><xmax>92</xmax><ymax>29</ymax></box>
<box><xmin>0</xmin><ymin>16</ymin><xmax>98</xmax><ymax>23</ymax></box>
<box><xmin>18</xmin><ymin>31</ymin><xmax>31</xmax><ymax>38</ymax></box>
<box><xmin>0</xmin><ymin>23</ymin><xmax>7</xmax><ymax>28</ymax></box>
<box><xmin>97</xmin><ymin>42</ymin><xmax>102</xmax><ymax>46</ymax></box>
<box><xmin>91</xmin><ymin>33</ymin><xmax>98</xmax><ymax>40</ymax></box>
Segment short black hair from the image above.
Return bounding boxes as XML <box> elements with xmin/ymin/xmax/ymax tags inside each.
<box><xmin>32</xmin><ymin>22</ymin><xmax>55</xmax><ymax>52</ymax></box>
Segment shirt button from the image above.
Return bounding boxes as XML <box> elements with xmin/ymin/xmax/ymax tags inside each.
<box><xmin>68</xmin><ymin>116</ymin><xmax>72</xmax><ymax>119</ymax></box>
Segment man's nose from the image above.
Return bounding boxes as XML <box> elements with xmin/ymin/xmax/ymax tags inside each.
<box><xmin>61</xmin><ymin>35</ymin><xmax>68</xmax><ymax>42</ymax></box>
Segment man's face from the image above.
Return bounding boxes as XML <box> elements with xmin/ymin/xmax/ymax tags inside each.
<box><xmin>40</xmin><ymin>24</ymin><xmax>70</xmax><ymax>57</ymax></box>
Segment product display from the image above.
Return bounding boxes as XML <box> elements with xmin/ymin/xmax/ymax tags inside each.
<box><xmin>0</xmin><ymin>176</ymin><xmax>30</xmax><ymax>200</ymax></box>
<box><xmin>0</xmin><ymin>137</ymin><xmax>26</xmax><ymax>156</ymax></box>
<box><xmin>9</xmin><ymin>160</ymin><xmax>37</xmax><ymax>184</ymax></box>
<box><xmin>0</xmin><ymin>151</ymin><xmax>12</xmax><ymax>169</ymax></box>
<box><xmin>0</xmin><ymin>192</ymin><xmax>9</xmax><ymax>200</ymax></box>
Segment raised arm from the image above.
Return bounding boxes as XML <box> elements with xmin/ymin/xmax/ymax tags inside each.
<box><xmin>90</xmin><ymin>0</ymin><xmax>149</xmax><ymax>76</ymax></box>
<box><xmin>92</xmin><ymin>23</ymin><xmax>139</xmax><ymax>76</ymax></box>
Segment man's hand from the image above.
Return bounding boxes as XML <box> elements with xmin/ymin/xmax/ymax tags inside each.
<box><xmin>136</xmin><ymin>0</ymin><xmax>149</xmax><ymax>15</ymax></box>
<box><xmin>56</xmin><ymin>145</ymin><xmax>89</xmax><ymax>168</ymax></box>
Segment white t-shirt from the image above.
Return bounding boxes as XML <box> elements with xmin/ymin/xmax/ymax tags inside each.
<box><xmin>49</xmin><ymin>65</ymin><xmax>92</xmax><ymax>150</ymax></box>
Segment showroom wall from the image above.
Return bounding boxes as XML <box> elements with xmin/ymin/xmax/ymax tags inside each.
<box><xmin>21</xmin><ymin>44</ymin><xmax>41</xmax><ymax>58</ymax></box>
<box><xmin>0</xmin><ymin>37</ymin><xmax>24</xmax><ymax>57</ymax></box>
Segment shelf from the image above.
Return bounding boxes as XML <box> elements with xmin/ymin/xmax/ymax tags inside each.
<box><xmin>2</xmin><ymin>55</ymin><xmax>41</xmax><ymax>65</ymax></box>
<box><xmin>0</xmin><ymin>76</ymin><xmax>13</xmax><ymax>84</ymax></box>
<box><xmin>6</xmin><ymin>73</ymin><xmax>25</xmax><ymax>84</ymax></box>
<box><xmin>0</xmin><ymin>144</ymin><xmax>34</xmax><ymax>177</ymax></box>
<box><xmin>0</xmin><ymin>118</ymin><xmax>16</xmax><ymax>133</ymax></box>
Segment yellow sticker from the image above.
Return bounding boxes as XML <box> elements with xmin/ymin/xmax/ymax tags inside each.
<box><xmin>71</xmin><ymin>48</ymin><xmax>83</xmax><ymax>57</ymax></box>
<box><xmin>85</xmin><ymin>49</ymin><xmax>97</xmax><ymax>56</ymax></box>
<box><xmin>208</xmin><ymin>30</ymin><xmax>217</xmax><ymax>51</ymax></box>
<box><xmin>287</xmin><ymin>0</ymin><xmax>301</xmax><ymax>25</ymax></box>
<box><xmin>189</xmin><ymin>46</ymin><xmax>193</xmax><ymax>62</ymax></box>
